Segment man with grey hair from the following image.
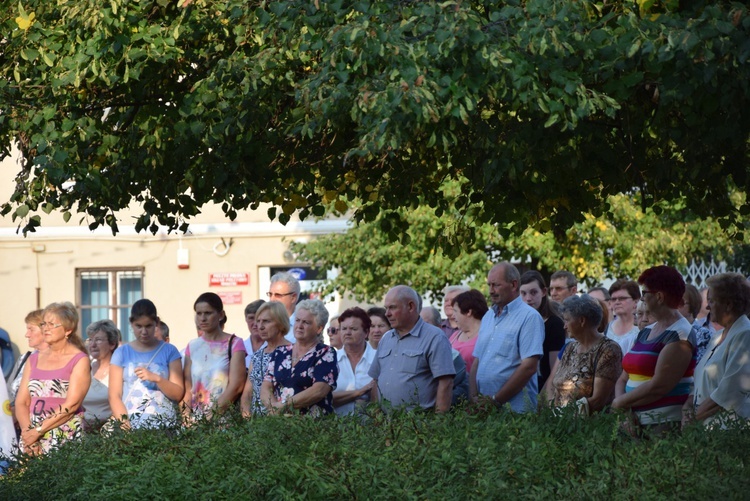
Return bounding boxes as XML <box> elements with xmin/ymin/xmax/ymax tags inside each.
<box><xmin>420</xmin><ymin>306</ymin><xmax>442</xmax><ymax>327</ymax></box>
<box><xmin>369</xmin><ymin>285</ymin><xmax>456</xmax><ymax>412</ymax></box>
<box><xmin>268</xmin><ymin>271</ymin><xmax>300</xmax><ymax>343</ymax></box>
<box><xmin>442</xmin><ymin>285</ymin><xmax>470</xmax><ymax>337</ymax></box>
<box><xmin>471</xmin><ymin>262</ymin><xmax>544</xmax><ymax>412</ymax></box>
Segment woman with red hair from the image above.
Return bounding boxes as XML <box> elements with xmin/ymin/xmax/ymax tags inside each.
<box><xmin>612</xmin><ymin>266</ymin><xmax>697</xmax><ymax>435</ymax></box>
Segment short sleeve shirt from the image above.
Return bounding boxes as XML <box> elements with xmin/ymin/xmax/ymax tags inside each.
<box><xmin>111</xmin><ymin>342</ymin><xmax>182</xmax><ymax>429</ymax></box>
<box><xmin>334</xmin><ymin>343</ymin><xmax>376</xmax><ymax>416</ymax></box>
<box><xmin>368</xmin><ymin>318</ymin><xmax>456</xmax><ymax>410</ymax></box>
<box><xmin>264</xmin><ymin>343</ymin><xmax>338</xmax><ymax>416</ymax></box>
<box><xmin>623</xmin><ymin>317</ymin><xmax>696</xmax><ymax>425</ymax></box>
<box><xmin>473</xmin><ymin>296</ymin><xmax>544</xmax><ymax>413</ymax></box>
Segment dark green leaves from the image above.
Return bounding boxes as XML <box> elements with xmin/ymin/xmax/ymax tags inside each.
<box><xmin>0</xmin><ymin>0</ymin><xmax>748</xmax><ymax>242</ymax></box>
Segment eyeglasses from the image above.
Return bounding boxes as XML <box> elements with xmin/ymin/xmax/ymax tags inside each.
<box><xmin>641</xmin><ymin>290</ymin><xmax>655</xmax><ymax>295</ymax></box>
<box><xmin>267</xmin><ymin>292</ymin><xmax>295</xmax><ymax>299</ymax></box>
<box><xmin>328</xmin><ymin>327</ymin><xmax>338</xmax><ymax>334</ymax></box>
<box><xmin>40</xmin><ymin>322</ymin><xmax>63</xmax><ymax>330</ymax></box>
<box><xmin>610</xmin><ymin>296</ymin><xmax>632</xmax><ymax>302</ymax></box>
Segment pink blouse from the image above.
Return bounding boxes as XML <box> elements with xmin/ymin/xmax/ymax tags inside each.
<box><xmin>450</xmin><ymin>330</ymin><xmax>478</xmax><ymax>370</ymax></box>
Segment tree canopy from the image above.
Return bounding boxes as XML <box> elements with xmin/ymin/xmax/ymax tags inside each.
<box><xmin>292</xmin><ymin>183</ymin><xmax>735</xmax><ymax>302</ymax></box>
<box><xmin>1</xmin><ymin>0</ymin><xmax>748</xmax><ymax>238</ymax></box>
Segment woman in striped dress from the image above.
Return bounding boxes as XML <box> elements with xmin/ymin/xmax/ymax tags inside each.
<box><xmin>612</xmin><ymin>266</ymin><xmax>697</xmax><ymax>436</ymax></box>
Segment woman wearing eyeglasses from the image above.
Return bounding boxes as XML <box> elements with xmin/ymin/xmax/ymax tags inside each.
<box><xmin>327</xmin><ymin>316</ymin><xmax>343</xmax><ymax>349</ymax></box>
<box><xmin>81</xmin><ymin>320</ymin><xmax>120</xmax><ymax>431</ymax></box>
<box><xmin>606</xmin><ymin>279</ymin><xmax>642</xmax><ymax>357</ymax></box>
<box><xmin>14</xmin><ymin>302</ymin><xmax>91</xmax><ymax>455</ymax></box>
<box><xmin>612</xmin><ymin>266</ymin><xmax>697</xmax><ymax>436</ymax></box>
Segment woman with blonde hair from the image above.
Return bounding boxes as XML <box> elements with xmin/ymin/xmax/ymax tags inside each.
<box><xmin>7</xmin><ymin>310</ymin><xmax>48</xmax><ymax>436</ymax></box>
<box><xmin>240</xmin><ymin>302</ymin><xmax>291</xmax><ymax>416</ymax></box>
<box><xmin>15</xmin><ymin>302</ymin><xmax>91</xmax><ymax>454</ymax></box>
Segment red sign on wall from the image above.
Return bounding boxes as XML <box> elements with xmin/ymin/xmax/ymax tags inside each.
<box><xmin>217</xmin><ymin>291</ymin><xmax>243</xmax><ymax>305</ymax></box>
<box><xmin>209</xmin><ymin>272</ymin><xmax>249</xmax><ymax>287</ymax></box>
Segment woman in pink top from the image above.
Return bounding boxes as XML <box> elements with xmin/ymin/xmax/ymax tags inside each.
<box><xmin>449</xmin><ymin>290</ymin><xmax>489</xmax><ymax>370</ymax></box>
<box><xmin>14</xmin><ymin>302</ymin><xmax>91</xmax><ymax>455</ymax></box>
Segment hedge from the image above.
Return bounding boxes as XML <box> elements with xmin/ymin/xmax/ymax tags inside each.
<box><xmin>1</xmin><ymin>406</ymin><xmax>748</xmax><ymax>500</ymax></box>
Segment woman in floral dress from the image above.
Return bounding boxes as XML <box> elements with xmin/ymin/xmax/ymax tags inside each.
<box><xmin>183</xmin><ymin>292</ymin><xmax>247</xmax><ymax>418</ymax></box>
<box><xmin>545</xmin><ymin>295</ymin><xmax>622</xmax><ymax>415</ymax></box>
<box><xmin>261</xmin><ymin>300</ymin><xmax>338</xmax><ymax>416</ymax></box>
<box><xmin>15</xmin><ymin>302</ymin><xmax>91</xmax><ymax>454</ymax></box>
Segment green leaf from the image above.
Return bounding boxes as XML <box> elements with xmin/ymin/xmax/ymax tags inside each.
<box><xmin>544</xmin><ymin>114</ymin><xmax>560</xmax><ymax>128</ymax></box>
<box><xmin>16</xmin><ymin>204</ymin><xmax>30</xmax><ymax>218</ymax></box>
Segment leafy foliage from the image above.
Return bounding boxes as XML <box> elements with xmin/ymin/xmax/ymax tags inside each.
<box><xmin>292</xmin><ymin>189</ymin><xmax>734</xmax><ymax>302</ymax></box>
<box><xmin>2</xmin><ymin>407</ymin><xmax>749</xmax><ymax>499</ymax></box>
<box><xmin>1</xmin><ymin>0</ymin><xmax>748</xmax><ymax>240</ymax></box>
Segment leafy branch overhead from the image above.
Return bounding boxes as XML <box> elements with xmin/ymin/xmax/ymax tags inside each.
<box><xmin>1</xmin><ymin>0</ymin><xmax>748</xmax><ymax>239</ymax></box>
<box><xmin>291</xmin><ymin>188</ymin><xmax>735</xmax><ymax>303</ymax></box>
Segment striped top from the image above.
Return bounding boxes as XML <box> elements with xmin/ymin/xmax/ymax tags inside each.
<box><xmin>623</xmin><ymin>317</ymin><xmax>697</xmax><ymax>425</ymax></box>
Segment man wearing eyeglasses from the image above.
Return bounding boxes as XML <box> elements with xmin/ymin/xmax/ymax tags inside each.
<box><xmin>267</xmin><ymin>272</ymin><xmax>300</xmax><ymax>343</ymax></box>
<box><xmin>549</xmin><ymin>270</ymin><xmax>578</xmax><ymax>303</ymax></box>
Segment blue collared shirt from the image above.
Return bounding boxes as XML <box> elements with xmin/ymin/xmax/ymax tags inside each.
<box><xmin>473</xmin><ymin>295</ymin><xmax>544</xmax><ymax>412</ymax></box>
<box><xmin>369</xmin><ymin>318</ymin><xmax>456</xmax><ymax>410</ymax></box>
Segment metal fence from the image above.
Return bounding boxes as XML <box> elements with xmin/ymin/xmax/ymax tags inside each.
<box><xmin>681</xmin><ymin>259</ymin><xmax>741</xmax><ymax>289</ymax></box>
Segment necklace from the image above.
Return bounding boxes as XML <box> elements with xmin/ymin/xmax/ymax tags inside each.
<box><xmin>292</xmin><ymin>343</ymin><xmax>315</xmax><ymax>364</ymax></box>
<box><xmin>94</xmin><ymin>361</ymin><xmax>110</xmax><ymax>381</ymax></box>
<box><xmin>459</xmin><ymin>329</ymin><xmax>478</xmax><ymax>341</ymax></box>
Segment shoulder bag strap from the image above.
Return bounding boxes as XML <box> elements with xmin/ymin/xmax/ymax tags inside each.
<box><xmin>227</xmin><ymin>334</ymin><xmax>236</xmax><ymax>363</ymax></box>
<box><xmin>123</xmin><ymin>343</ymin><xmax>166</xmax><ymax>405</ymax></box>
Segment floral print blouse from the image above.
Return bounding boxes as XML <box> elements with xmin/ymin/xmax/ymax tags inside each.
<box><xmin>263</xmin><ymin>343</ymin><xmax>338</xmax><ymax>416</ymax></box>
<box><xmin>551</xmin><ymin>337</ymin><xmax>623</xmax><ymax>409</ymax></box>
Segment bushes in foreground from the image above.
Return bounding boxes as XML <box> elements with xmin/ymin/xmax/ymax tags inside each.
<box><xmin>1</xmin><ymin>407</ymin><xmax>748</xmax><ymax>500</ymax></box>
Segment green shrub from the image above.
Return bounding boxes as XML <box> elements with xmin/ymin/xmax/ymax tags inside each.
<box><xmin>1</xmin><ymin>407</ymin><xmax>748</xmax><ymax>500</ymax></box>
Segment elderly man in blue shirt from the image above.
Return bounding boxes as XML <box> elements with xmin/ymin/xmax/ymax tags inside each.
<box><xmin>470</xmin><ymin>262</ymin><xmax>545</xmax><ymax>412</ymax></box>
<box><xmin>369</xmin><ymin>286</ymin><xmax>456</xmax><ymax>413</ymax></box>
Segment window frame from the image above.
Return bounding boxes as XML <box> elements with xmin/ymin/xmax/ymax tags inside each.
<box><xmin>75</xmin><ymin>267</ymin><xmax>145</xmax><ymax>341</ymax></box>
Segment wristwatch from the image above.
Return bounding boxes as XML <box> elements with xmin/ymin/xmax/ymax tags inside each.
<box><xmin>35</xmin><ymin>425</ymin><xmax>43</xmax><ymax>434</ymax></box>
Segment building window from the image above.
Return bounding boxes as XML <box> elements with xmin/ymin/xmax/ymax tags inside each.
<box><xmin>77</xmin><ymin>268</ymin><xmax>144</xmax><ymax>342</ymax></box>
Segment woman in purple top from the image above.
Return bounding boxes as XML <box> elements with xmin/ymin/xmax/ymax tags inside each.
<box><xmin>15</xmin><ymin>302</ymin><xmax>91</xmax><ymax>455</ymax></box>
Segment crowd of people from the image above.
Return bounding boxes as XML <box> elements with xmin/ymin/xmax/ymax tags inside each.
<box><xmin>2</xmin><ymin>264</ymin><xmax>750</xmax><ymax>459</ymax></box>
